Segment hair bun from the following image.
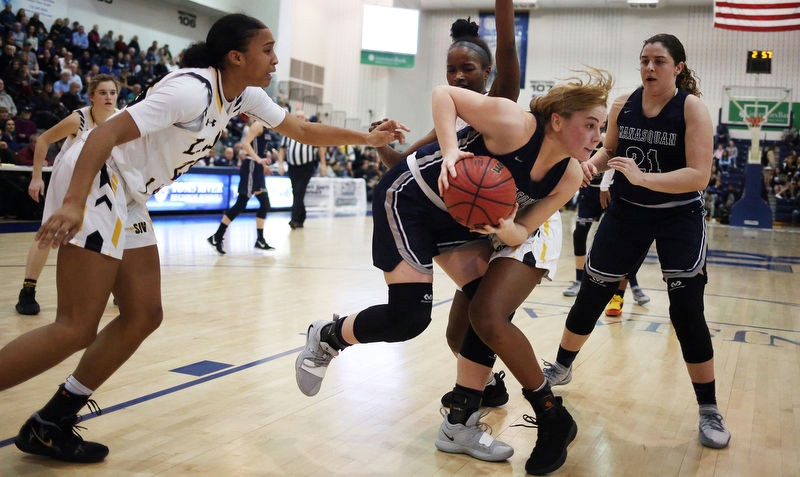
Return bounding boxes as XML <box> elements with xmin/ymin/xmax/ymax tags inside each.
<box><xmin>450</xmin><ymin>18</ymin><xmax>479</xmax><ymax>40</ymax></box>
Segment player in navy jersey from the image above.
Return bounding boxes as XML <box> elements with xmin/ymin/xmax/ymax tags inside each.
<box><xmin>370</xmin><ymin>0</ymin><xmax>519</xmax><ymax>410</ymax></box>
<box><xmin>0</xmin><ymin>13</ymin><xmax>407</xmax><ymax>464</ymax></box>
<box><xmin>564</xmin><ymin>131</ymin><xmax>651</xmax><ymax>316</ymax></box>
<box><xmin>295</xmin><ymin>68</ymin><xmax>613</xmax><ymax>474</ymax></box>
<box><xmin>542</xmin><ymin>34</ymin><xmax>731</xmax><ymax>450</ymax></box>
<box><xmin>208</xmin><ymin>117</ymin><xmax>278</xmax><ymax>253</ymax></box>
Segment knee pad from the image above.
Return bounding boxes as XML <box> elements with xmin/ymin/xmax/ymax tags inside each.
<box><xmin>667</xmin><ymin>275</ymin><xmax>713</xmax><ymax>363</ymax></box>
<box><xmin>460</xmin><ymin>324</ymin><xmax>497</xmax><ymax>367</ymax></box>
<box><xmin>460</xmin><ymin>277</ymin><xmax>481</xmax><ymax>299</ymax></box>
<box><xmin>565</xmin><ymin>275</ymin><xmax>619</xmax><ymax>335</ymax></box>
<box><xmin>572</xmin><ymin>221</ymin><xmax>592</xmax><ymax>257</ymax></box>
<box><xmin>352</xmin><ymin>283</ymin><xmax>432</xmax><ymax>343</ymax></box>
<box><xmin>256</xmin><ymin>193</ymin><xmax>270</xmax><ymax>219</ymax></box>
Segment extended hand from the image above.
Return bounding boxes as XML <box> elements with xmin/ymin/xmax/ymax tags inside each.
<box><xmin>366</xmin><ymin>119</ymin><xmax>410</xmax><ymax>147</ymax></box>
<box><xmin>35</xmin><ymin>203</ymin><xmax>84</xmax><ymax>249</ymax></box>
<box><xmin>607</xmin><ymin>156</ymin><xmax>645</xmax><ymax>186</ymax></box>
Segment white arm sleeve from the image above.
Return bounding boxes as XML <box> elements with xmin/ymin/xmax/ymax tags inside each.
<box><xmin>600</xmin><ymin>169</ymin><xmax>614</xmax><ymax>191</ymax></box>
<box><xmin>240</xmin><ymin>87</ymin><xmax>286</xmax><ymax>129</ymax></box>
<box><xmin>126</xmin><ymin>76</ymin><xmax>208</xmax><ymax>137</ymax></box>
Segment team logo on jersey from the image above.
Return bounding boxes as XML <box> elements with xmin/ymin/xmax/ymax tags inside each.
<box><xmin>131</xmin><ymin>222</ymin><xmax>148</xmax><ymax>234</ymax></box>
<box><xmin>205</xmin><ymin>118</ymin><xmax>217</xmax><ymax>127</ymax></box>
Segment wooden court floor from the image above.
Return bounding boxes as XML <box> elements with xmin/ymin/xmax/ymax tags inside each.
<box><xmin>0</xmin><ymin>211</ymin><xmax>798</xmax><ymax>476</ymax></box>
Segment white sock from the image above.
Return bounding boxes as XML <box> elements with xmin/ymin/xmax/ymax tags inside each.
<box><xmin>64</xmin><ymin>374</ymin><xmax>94</xmax><ymax>396</ymax></box>
<box><xmin>532</xmin><ymin>379</ymin><xmax>548</xmax><ymax>392</ymax></box>
<box><xmin>486</xmin><ymin>373</ymin><xmax>496</xmax><ymax>386</ymax></box>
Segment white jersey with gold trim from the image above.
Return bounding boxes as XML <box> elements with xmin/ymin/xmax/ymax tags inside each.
<box><xmin>117</xmin><ymin>67</ymin><xmax>286</xmax><ymax>204</ymax></box>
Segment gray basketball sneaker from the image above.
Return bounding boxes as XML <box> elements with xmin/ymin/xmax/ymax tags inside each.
<box><xmin>541</xmin><ymin>360</ymin><xmax>572</xmax><ymax>387</ymax></box>
<box><xmin>631</xmin><ymin>286</ymin><xmax>651</xmax><ymax>305</ymax></box>
<box><xmin>295</xmin><ymin>319</ymin><xmax>339</xmax><ymax>396</ymax></box>
<box><xmin>562</xmin><ymin>281</ymin><xmax>580</xmax><ymax>297</ymax></box>
<box><xmin>435</xmin><ymin>408</ymin><xmax>514</xmax><ymax>462</ymax></box>
<box><xmin>698</xmin><ymin>405</ymin><xmax>731</xmax><ymax>448</ymax></box>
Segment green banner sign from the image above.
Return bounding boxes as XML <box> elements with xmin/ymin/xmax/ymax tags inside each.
<box><xmin>360</xmin><ymin>50</ymin><xmax>414</xmax><ymax>68</ymax></box>
<box><xmin>726</xmin><ymin>100</ymin><xmax>791</xmax><ymax>127</ymax></box>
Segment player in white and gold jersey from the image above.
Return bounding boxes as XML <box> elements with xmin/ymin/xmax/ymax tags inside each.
<box><xmin>0</xmin><ymin>13</ymin><xmax>408</xmax><ymax>464</ymax></box>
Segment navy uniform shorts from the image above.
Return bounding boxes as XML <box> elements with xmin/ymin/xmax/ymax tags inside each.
<box><xmin>372</xmin><ymin>163</ymin><xmax>483</xmax><ymax>275</ymax></box>
<box><xmin>577</xmin><ymin>186</ymin><xmax>603</xmax><ymax>222</ymax></box>
<box><xmin>585</xmin><ymin>199</ymin><xmax>707</xmax><ymax>281</ymax></box>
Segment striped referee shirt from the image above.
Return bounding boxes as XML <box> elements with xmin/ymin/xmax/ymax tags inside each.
<box><xmin>280</xmin><ymin>135</ymin><xmax>319</xmax><ymax>166</ymax></box>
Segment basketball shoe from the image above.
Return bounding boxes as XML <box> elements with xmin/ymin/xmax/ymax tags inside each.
<box><xmin>435</xmin><ymin>408</ymin><xmax>514</xmax><ymax>461</ymax></box>
<box><xmin>254</xmin><ymin>238</ymin><xmax>275</xmax><ymax>250</ymax></box>
<box><xmin>631</xmin><ymin>285</ymin><xmax>651</xmax><ymax>305</ymax></box>
<box><xmin>698</xmin><ymin>405</ymin><xmax>731</xmax><ymax>448</ymax></box>
<box><xmin>15</xmin><ymin>286</ymin><xmax>40</xmax><ymax>315</ymax></box>
<box><xmin>441</xmin><ymin>371</ymin><xmax>509</xmax><ymax>408</ymax></box>
<box><xmin>520</xmin><ymin>393</ymin><xmax>578</xmax><ymax>475</ymax></box>
<box><xmin>562</xmin><ymin>281</ymin><xmax>580</xmax><ymax>297</ymax></box>
<box><xmin>15</xmin><ymin>389</ymin><xmax>107</xmax><ymax>463</ymax></box>
<box><xmin>541</xmin><ymin>360</ymin><xmax>572</xmax><ymax>387</ymax></box>
<box><xmin>295</xmin><ymin>319</ymin><xmax>339</xmax><ymax>396</ymax></box>
<box><xmin>605</xmin><ymin>294</ymin><xmax>624</xmax><ymax>316</ymax></box>
<box><xmin>206</xmin><ymin>234</ymin><xmax>225</xmax><ymax>254</ymax></box>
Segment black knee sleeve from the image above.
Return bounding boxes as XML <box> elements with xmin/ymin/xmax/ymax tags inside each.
<box><xmin>565</xmin><ymin>275</ymin><xmax>619</xmax><ymax>335</ymax></box>
<box><xmin>352</xmin><ymin>283</ymin><xmax>432</xmax><ymax>343</ymax></box>
<box><xmin>460</xmin><ymin>277</ymin><xmax>481</xmax><ymax>299</ymax></box>
<box><xmin>667</xmin><ymin>275</ymin><xmax>713</xmax><ymax>363</ymax></box>
<box><xmin>572</xmin><ymin>221</ymin><xmax>592</xmax><ymax>257</ymax></box>
<box><xmin>255</xmin><ymin>192</ymin><xmax>270</xmax><ymax>219</ymax></box>
<box><xmin>457</xmin><ymin>277</ymin><xmax>512</xmax><ymax>368</ymax></box>
<box><xmin>224</xmin><ymin>194</ymin><xmax>249</xmax><ymax>221</ymax></box>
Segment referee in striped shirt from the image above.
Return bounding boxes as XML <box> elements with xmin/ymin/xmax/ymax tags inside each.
<box><xmin>277</xmin><ymin>111</ymin><xmax>326</xmax><ymax>228</ymax></box>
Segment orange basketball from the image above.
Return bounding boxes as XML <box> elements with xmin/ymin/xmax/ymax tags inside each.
<box><xmin>442</xmin><ymin>156</ymin><xmax>517</xmax><ymax>228</ymax></box>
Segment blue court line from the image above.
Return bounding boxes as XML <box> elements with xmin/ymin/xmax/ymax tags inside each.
<box><xmin>522</xmin><ymin>300</ymin><xmax>800</xmax><ymax>334</ymax></box>
<box><xmin>0</xmin><ymin>346</ymin><xmax>302</xmax><ymax>449</ymax></box>
<box><xmin>0</xmin><ymin>299</ymin><xmax>460</xmax><ymax>450</ymax></box>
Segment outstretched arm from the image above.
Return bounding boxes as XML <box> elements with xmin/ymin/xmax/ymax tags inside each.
<box><xmin>487</xmin><ymin>0</ymin><xmax>520</xmax><ymax>102</ymax></box>
<box><xmin>274</xmin><ymin>113</ymin><xmax>408</xmax><ymax>148</ymax></box>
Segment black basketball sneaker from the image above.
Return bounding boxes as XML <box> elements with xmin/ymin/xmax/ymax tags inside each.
<box><xmin>15</xmin><ymin>411</ymin><xmax>108</xmax><ymax>463</ymax></box>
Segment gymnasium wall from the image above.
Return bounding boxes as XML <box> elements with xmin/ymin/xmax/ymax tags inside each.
<box><xmin>381</xmin><ymin>5</ymin><xmax>800</xmax><ymax>145</ymax></box>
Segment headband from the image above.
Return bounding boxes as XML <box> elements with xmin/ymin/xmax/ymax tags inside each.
<box><xmin>450</xmin><ymin>40</ymin><xmax>491</xmax><ymax>65</ymax></box>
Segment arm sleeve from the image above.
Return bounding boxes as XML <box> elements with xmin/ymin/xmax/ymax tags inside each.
<box><xmin>125</xmin><ymin>75</ymin><xmax>208</xmax><ymax>137</ymax></box>
<box><xmin>600</xmin><ymin>169</ymin><xmax>614</xmax><ymax>191</ymax></box>
<box><xmin>240</xmin><ymin>87</ymin><xmax>286</xmax><ymax>130</ymax></box>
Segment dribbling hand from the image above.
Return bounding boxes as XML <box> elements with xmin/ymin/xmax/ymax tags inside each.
<box><xmin>36</xmin><ymin>203</ymin><xmax>84</xmax><ymax>249</ymax></box>
<box><xmin>437</xmin><ymin>149</ymin><xmax>474</xmax><ymax>194</ymax></box>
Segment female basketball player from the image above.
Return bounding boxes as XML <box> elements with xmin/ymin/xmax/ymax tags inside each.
<box><xmin>296</xmin><ymin>69</ymin><xmax>613</xmax><ymax>474</ymax></box>
<box><xmin>542</xmin><ymin>34</ymin><xmax>731</xmax><ymax>450</ymax></box>
<box><xmin>371</xmin><ymin>0</ymin><xmax>519</xmax><ymax>409</ymax></box>
<box><xmin>15</xmin><ymin>74</ymin><xmax>120</xmax><ymax>316</ymax></box>
<box><xmin>0</xmin><ymin>14</ymin><xmax>406</xmax><ymax>463</ymax></box>
<box><xmin>207</xmin><ymin>117</ymin><xmax>280</xmax><ymax>254</ymax></box>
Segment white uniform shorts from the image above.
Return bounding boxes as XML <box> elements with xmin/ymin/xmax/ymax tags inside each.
<box><xmin>489</xmin><ymin>211</ymin><xmax>562</xmax><ymax>282</ymax></box>
<box><xmin>42</xmin><ymin>141</ymin><xmax>156</xmax><ymax>260</ymax></box>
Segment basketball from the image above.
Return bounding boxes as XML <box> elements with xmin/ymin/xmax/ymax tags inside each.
<box><xmin>442</xmin><ymin>156</ymin><xmax>517</xmax><ymax>228</ymax></box>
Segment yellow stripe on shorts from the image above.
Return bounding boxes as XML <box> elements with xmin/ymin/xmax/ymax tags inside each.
<box><xmin>112</xmin><ymin>218</ymin><xmax>122</xmax><ymax>248</ymax></box>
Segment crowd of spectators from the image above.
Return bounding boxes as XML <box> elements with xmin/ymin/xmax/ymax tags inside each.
<box><xmin>0</xmin><ymin>3</ymin><xmax>390</xmax><ymax>203</ymax></box>
<box><xmin>707</xmin><ymin>122</ymin><xmax>800</xmax><ymax>224</ymax></box>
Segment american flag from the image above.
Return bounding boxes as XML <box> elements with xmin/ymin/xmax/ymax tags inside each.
<box><xmin>714</xmin><ymin>1</ymin><xmax>800</xmax><ymax>32</ymax></box>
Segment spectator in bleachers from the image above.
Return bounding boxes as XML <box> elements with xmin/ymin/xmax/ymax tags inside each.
<box><xmin>154</xmin><ymin>55</ymin><xmax>168</xmax><ymax>77</ymax></box>
<box><xmin>98</xmin><ymin>57</ymin><xmax>118</xmax><ymax>76</ymax></box>
<box><xmin>200</xmin><ymin>148</ymin><xmax>216</xmax><ymax>166</ymax></box>
<box><xmin>113</xmin><ymin>34</ymin><xmax>126</xmax><ymax>54</ymax></box>
<box><xmin>725</xmin><ymin>139</ymin><xmax>738</xmax><ymax>165</ymax></box>
<box><xmin>128</xmin><ymin>34</ymin><xmax>140</xmax><ymax>55</ymax></box>
<box><xmin>2</xmin><ymin>118</ymin><xmax>21</xmax><ymax>152</ymax></box>
<box><xmin>25</xmin><ymin>25</ymin><xmax>37</xmax><ymax>50</ymax></box>
<box><xmin>0</xmin><ymin>80</ymin><xmax>17</xmax><ymax>115</ymax></box>
<box><xmin>37</xmin><ymin>38</ymin><xmax>53</xmax><ymax>58</ymax></box>
<box><xmin>53</xmin><ymin>69</ymin><xmax>72</xmax><ymax>95</ymax></box>
<box><xmin>99</xmin><ymin>29</ymin><xmax>114</xmax><ymax>54</ymax></box>
<box><xmin>28</xmin><ymin>12</ymin><xmax>44</xmax><ymax>32</ymax></box>
<box><xmin>215</xmin><ymin>147</ymin><xmax>234</xmax><ymax>167</ymax></box>
<box><xmin>10</xmin><ymin>22</ymin><xmax>24</xmax><ymax>46</ymax></box>
<box><xmin>713</xmin><ymin>143</ymin><xmax>724</xmax><ymax>164</ymax></box>
<box><xmin>134</xmin><ymin>60</ymin><xmax>156</xmax><ymax>87</ymax></box>
<box><xmin>0</xmin><ymin>43</ymin><xmax>16</xmax><ymax>76</ymax></box>
<box><xmin>782</xmin><ymin>150</ymin><xmax>798</xmax><ymax>176</ymax></box>
<box><xmin>77</xmin><ymin>49</ymin><xmax>93</xmax><ymax>71</ymax></box>
<box><xmin>0</xmin><ymin>3</ymin><xmax>15</xmax><ymax>28</ymax></box>
<box><xmin>0</xmin><ymin>138</ymin><xmax>13</xmax><ymax>162</ymax></box>
<box><xmin>14</xmin><ymin>106</ymin><xmax>35</xmax><ymax>143</ymax></box>
<box><xmin>13</xmin><ymin>131</ymin><xmax>36</xmax><ymax>165</ymax></box>
<box><xmin>71</xmin><ymin>25</ymin><xmax>88</xmax><ymax>51</ymax></box>
<box><xmin>29</xmin><ymin>82</ymin><xmax>60</xmax><ymax>127</ymax></box>
<box><xmin>58</xmin><ymin>81</ymin><xmax>84</xmax><ymax>111</ymax></box>
<box><xmin>88</xmin><ymin>24</ymin><xmax>100</xmax><ymax>50</ymax></box>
